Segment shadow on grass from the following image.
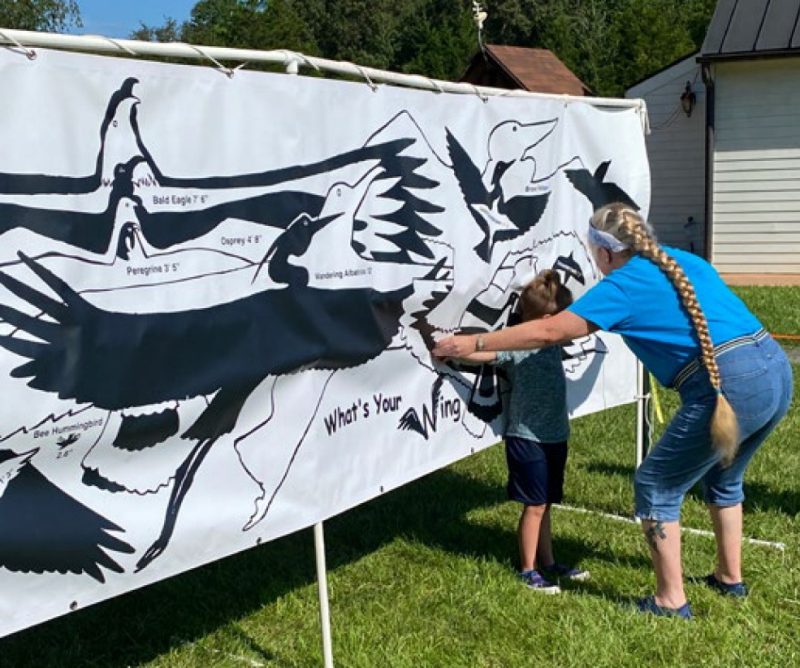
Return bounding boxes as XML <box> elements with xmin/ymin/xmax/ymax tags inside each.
<box><xmin>585</xmin><ymin>459</ymin><xmax>800</xmax><ymax>517</ymax></box>
<box><xmin>0</xmin><ymin>462</ymin><xmax>650</xmax><ymax>667</ymax></box>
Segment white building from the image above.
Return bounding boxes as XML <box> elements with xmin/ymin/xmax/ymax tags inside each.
<box><xmin>628</xmin><ymin>0</ymin><xmax>800</xmax><ymax>275</ymax></box>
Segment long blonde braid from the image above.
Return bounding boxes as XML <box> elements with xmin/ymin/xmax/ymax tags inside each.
<box><xmin>592</xmin><ymin>203</ymin><xmax>739</xmax><ymax>465</ymax></box>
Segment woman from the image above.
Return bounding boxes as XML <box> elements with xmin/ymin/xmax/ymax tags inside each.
<box><xmin>432</xmin><ymin>202</ymin><xmax>793</xmax><ymax>618</ymax></box>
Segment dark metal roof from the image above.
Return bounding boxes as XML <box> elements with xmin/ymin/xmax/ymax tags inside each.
<box><xmin>701</xmin><ymin>0</ymin><xmax>800</xmax><ymax>60</ymax></box>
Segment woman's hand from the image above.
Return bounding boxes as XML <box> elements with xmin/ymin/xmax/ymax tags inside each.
<box><xmin>431</xmin><ymin>334</ymin><xmax>478</xmax><ymax>359</ymax></box>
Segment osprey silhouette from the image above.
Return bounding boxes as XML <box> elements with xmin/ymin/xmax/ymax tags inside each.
<box><xmin>0</xmin><ymin>151</ymin><xmax>446</xmax><ymax>569</ymax></box>
<box><xmin>0</xmin><ymin>448</ymin><xmax>134</xmax><ymax>582</ymax></box>
<box><xmin>564</xmin><ymin>161</ymin><xmax>639</xmax><ymax>211</ymax></box>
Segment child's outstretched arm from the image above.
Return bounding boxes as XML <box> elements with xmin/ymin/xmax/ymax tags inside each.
<box><xmin>456</xmin><ymin>351</ymin><xmax>498</xmax><ymax>365</ymax></box>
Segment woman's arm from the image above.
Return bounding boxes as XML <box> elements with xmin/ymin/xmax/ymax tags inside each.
<box><xmin>432</xmin><ymin>310</ymin><xmax>596</xmax><ymax>358</ymax></box>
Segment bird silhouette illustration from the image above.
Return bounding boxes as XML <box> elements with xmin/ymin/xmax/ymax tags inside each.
<box><xmin>552</xmin><ymin>252</ymin><xmax>585</xmax><ymax>287</ymax></box>
<box><xmin>0</xmin><ymin>143</ymin><xmax>447</xmax><ymax>569</ymax></box>
<box><xmin>0</xmin><ymin>447</ymin><xmax>134</xmax><ymax>581</ymax></box>
<box><xmin>0</xmin><ymin>78</ymin><xmax>140</xmax><ymax>195</ymax></box>
<box><xmin>446</xmin><ymin>120</ymin><xmax>556</xmax><ymax>261</ymax></box>
<box><xmin>0</xmin><ymin>77</ymin><xmax>434</xmax><ymax>266</ymax></box>
<box><xmin>564</xmin><ymin>161</ymin><xmax>639</xmax><ymax>211</ymax></box>
<box><xmin>397</xmin><ymin>376</ymin><xmax>445</xmax><ymax>440</ymax></box>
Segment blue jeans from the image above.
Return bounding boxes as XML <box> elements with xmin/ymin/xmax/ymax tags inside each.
<box><xmin>634</xmin><ymin>334</ymin><xmax>793</xmax><ymax>522</ymax></box>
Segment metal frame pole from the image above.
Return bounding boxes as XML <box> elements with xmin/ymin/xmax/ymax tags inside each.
<box><xmin>314</xmin><ymin>522</ymin><xmax>334</xmax><ymax>668</ymax></box>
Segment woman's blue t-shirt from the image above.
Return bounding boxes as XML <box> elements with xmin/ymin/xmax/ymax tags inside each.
<box><xmin>568</xmin><ymin>246</ymin><xmax>762</xmax><ymax>386</ymax></box>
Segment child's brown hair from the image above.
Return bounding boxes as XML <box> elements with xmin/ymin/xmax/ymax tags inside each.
<box><xmin>519</xmin><ymin>269</ymin><xmax>573</xmax><ymax>321</ymax></box>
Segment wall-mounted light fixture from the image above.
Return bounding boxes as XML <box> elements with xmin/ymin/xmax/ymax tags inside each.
<box><xmin>680</xmin><ymin>81</ymin><xmax>696</xmax><ymax>117</ymax></box>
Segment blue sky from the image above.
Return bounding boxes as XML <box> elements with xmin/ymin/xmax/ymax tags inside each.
<box><xmin>74</xmin><ymin>1</ymin><xmax>197</xmax><ymax>38</ymax></box>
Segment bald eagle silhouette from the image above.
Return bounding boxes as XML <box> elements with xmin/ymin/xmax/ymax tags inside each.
<box><xmin>0</xmin><ymin>448</ymin><xmax>134</xmax><ymax>581</ymax></box>
<box><xmin>0</xmin><ymin>78</ymin><xmax>139</xmax><ymax>195</ymax></box>
<box><xmin>0</xmin><ymin>77</ymin><xmax>434</xmax><ymax>263</ymax></box>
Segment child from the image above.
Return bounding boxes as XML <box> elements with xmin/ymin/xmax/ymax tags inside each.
<box><xmin>457</xmin><ymin>269</ymin><xmax>588</xmax><ymax>592</ymax></box>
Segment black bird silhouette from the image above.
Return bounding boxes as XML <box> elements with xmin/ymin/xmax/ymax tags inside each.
<box><xmin>0</xmin><ymin>139</ymin><xmax>446</xmax><ymax>567</ymax></box>
<box><xmin>129</xmin><ymin>137</ymin><xmax>423</xmax><ymax>251</ymax></box>
<box><xmin>0</xmin><ymin>249</ymin><xmax>416</xmax><ymax>569</ymax></box>
<box><xmin>0</xmin><ymin>78</ymin><xmax>139</xmax><ymax>195</ymax></box>
<box><xmin>553</xmin><ymin>252</ymin><xmax>586</xmax><ymax>286</ymax></box>
<box><xmin>564</xmin><ymin>161</ymin><xmax>639</xmax><ymax>211</ymax></box>
<box><xmin>446</xmin><ymin>129</ymin><xmax>549</xmax><ymax>262</ymax></box>
<box><xmin>0</xmin><ymin>448</ymin><xmax>134</xmax><ymax>581</ymax></box>
<box><xmin>0</xmin><ymin>159</ymin><xmax>140</xmax><ymax>254</ymax></box>
<box><xmin>0</xmin><ymin>76</ymin><xmax>436</xmax><ymax>261</ymax></box>
<box><xmin>397</xmin><ymin>376</ymin><xmax>444</xmax><ymax>440</ymax></box>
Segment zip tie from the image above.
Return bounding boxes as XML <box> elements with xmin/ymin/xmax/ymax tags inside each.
<box><xmin>182</xmin><ymin>43</ymin><xmax>235</xmax><ymax>78</ymax></box>
<box><xmin>0</xmin><ymin>29</ymin><xmax>37</xmax><ymax>60</ymax></box>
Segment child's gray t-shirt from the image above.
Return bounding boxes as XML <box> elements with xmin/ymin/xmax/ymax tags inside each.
<box><xmin>495</xmin><ymin>346</ymin><xmax>569</xmax><ymax>443</ymax></box>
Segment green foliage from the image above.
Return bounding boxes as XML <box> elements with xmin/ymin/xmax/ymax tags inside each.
<box><xmin>132</xmin><ymin>0</ymin><xmax>317</xmax><ymax>57</ymax></box>
<box><xmin>0</xmin><ymin>0</ymin><xmax>81</xmax><ymax>32</ymax></box>
<box><xmin>129</xmin><ymin>0</ymin><xmax>717</xmax><ymax>94</ymax></box>
<box><xmin>481</xmin><ymin>0</ymin><xmax>717</xmax><ymax>96</ymax></box>
<box><xmin>732</xmin><ymin>286</ymin><xmax>800</xmax><ymax>339</ymax></box>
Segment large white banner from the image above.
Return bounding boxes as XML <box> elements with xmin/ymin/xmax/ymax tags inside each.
<box><xmin>0</xmin><ymin>47</ymin><xmax>649</xmax><ymax>637</ymax></box>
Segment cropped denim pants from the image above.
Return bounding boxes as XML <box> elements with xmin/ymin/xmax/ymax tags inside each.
<box><xmin>634</xmin><ymin>333</ymin><xmax>793</xmax><ymax>522</ymax></box>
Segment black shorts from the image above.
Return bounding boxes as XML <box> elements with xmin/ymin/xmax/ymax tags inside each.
<box><xmin>505</xmin><ymin>436</ymin><xmax>568</xmax><ymax>506</ymax></box>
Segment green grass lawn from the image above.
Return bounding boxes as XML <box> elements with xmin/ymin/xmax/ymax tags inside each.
<box><xmin>1</xmin><ymin>290</ymin><xmax>798</xmax><ymax>667</ymax></box>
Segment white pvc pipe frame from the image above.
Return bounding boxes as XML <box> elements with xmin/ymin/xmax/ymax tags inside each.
<box><xmin>0</xmin><ymin>27</ymin><xmax>653</xmax><ymax>667</ymax></box>
<box><xmin>0</xmin><ymin>27</ymin><xmax>649</xmax><ymax>133</ymax></box>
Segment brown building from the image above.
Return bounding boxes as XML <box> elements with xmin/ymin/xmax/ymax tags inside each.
<box><xmin>461</xmin><ymin>44</ymin><xmax>591</xmax><ymax>95</ymax></box>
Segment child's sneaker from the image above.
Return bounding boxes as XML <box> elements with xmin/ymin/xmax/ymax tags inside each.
<box><xmin>703</xmin><ymin>573</ymin><xmax>748</xmax><ymax>598</ymax></box>
<box><xmin>519</xmin><ymin>569</ymin><xmax>561</xmax><ymax>594</ymax></box>
<box><xmin>541</xmin><ymin>562</ymin><xmax>591</xmax><ymax>582</ymax></box>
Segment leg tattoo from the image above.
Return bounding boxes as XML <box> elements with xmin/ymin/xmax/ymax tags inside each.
<box><xmin>645</xmin><ymin>521</ymin><xmax>667</xmax><ymax>552</ymax></box>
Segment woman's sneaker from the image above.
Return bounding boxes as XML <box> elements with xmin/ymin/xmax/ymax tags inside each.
<box><xmin>519</xmin><ymin>569</ymin><xmax>561</xmax><ymax>594</ymax></box>
<box><xmin>541</xmin><ymin>562</ymin><xmax>591</xmax><ymax>582</ymax></box>
<box><xmin>703</xmin><ymin>573</ymin><xmax>748</xmax><ymax>598</ymax></box>
<box><xmin>636</xmin><ymin>595</ymin><xmax>693</xmax><ymax>619</ymax></box>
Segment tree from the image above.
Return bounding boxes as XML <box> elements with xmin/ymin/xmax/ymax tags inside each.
<box><xmin>0</xmin><ymin>0</ymin><xmax>81</xmax><ymax>32</ymax></box>
<box><xmin>133</xmin><ymin>0</ymin><xmax>317</xmax><ymax>57</ymax></box>
<box><xmin>130</xmin><ymin>0</ymin><xmax>717</xmax><ymax>96</ymax></box>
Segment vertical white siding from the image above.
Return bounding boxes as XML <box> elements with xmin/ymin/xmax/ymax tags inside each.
<box><xmin>712</xmin><ymin>58</ymin><xmax>800</xmax><ymax>273</ymax></box>
<box><xmin>628</xmin><ymin>55</ymin><xmax>706</xmax><ymax>254</ymax></box>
